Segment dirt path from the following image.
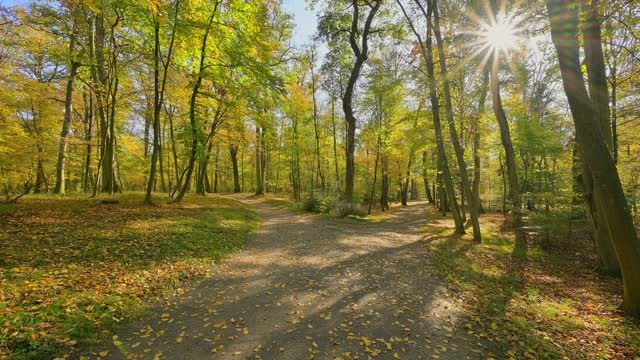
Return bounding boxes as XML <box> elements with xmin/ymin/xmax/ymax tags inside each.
<box><xmin>90</xmin><ymin>195</ymin><xmax>492</xmax><ymax>359</ymax></box>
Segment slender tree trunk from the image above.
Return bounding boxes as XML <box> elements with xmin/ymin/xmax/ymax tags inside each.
<box><xmin>54</xmin><ymin>34</ymin><xmax>79</xmax><ymax>194</ymax></box>
<box><xmin>230</xmin><ymin>144</ymin><xmax>240</xmax><ymax>193</ymax></box>
<box><xmin>255</xmin><ymin>125</ymin><xmax>265</xmax><ymax>196</ymax></box>
<box><xmin>213</xmin><ymin>144</ymin><xmax>220</xmax><ymax>193</ymax></box>
<box><xmin>398</xmin><ymin>0</ymin><xmax>464</xmax><ymax>233</ymax></box>
<box><xmin>490</xmin><ymin>56</ymin><xmax>526</xmax><ymax>251</ymax></box>
<box><xmin>342</xmin><ymin>0</ymin><xmax>382</xmax><ymax>202</ymax></box>
<box><xmin>175</xmin><ymin>6</ymin><xmax>217</xmax><ymax>202</ymax></box>
<box><xmin>473</xmin><ymin>70</ymin><xmax>489</xmax><ymax>214</ymax></box>
<box><xmin>310</xmin><ymin>50</ymin><xmax>325</xmax><ymax>192</ymax></box>
<box><xmin>82</xmin><ymin>91</ymin><xmax>93</xmax><ymax>193</ymax></box>
<box><xmin>422</xmin><ymin>151</ymin><xmax>435</xmax><ymax>204</ymax></box>
<box><xmin>401</xmin><ymin>154</ymin><xmax>413</xmax><ymax>206</ymax></box>
<box><xmin>432</xmin><ymin>0</ymin><xmax>481</xmax><ymax>241</ymax></box>
<box><xmin>368</xmin><ymin>138</ymin><xmax>380</xmax><ymax>215</ymax></box>
<box><xmin>145</xmin><ymin>0</ymin><xmax>180</xmax><ymax>204</ymax></box>
<box><xmin>380</xmin><ymin>154</ymin><xmax>389</xmax><ymax>211</ymax></box>
<box><xmin>331</xmin><ymin>97</ymin><xmax>340</xmax><ymax>191</ymax></box>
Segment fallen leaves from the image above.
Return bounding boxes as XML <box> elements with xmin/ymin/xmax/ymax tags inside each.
<box><xmin>0</xmin><ymin>193</ymin><xmax>259</xmax><ymax>359</ymax></box>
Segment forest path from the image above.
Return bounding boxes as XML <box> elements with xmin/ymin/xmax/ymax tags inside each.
<box><xmin>93</xmin><ymin>195</ymin><xmax>490</xmax><ymax>360</ymax></box>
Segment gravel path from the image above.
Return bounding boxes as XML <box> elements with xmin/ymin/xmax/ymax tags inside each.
<box><xmin>89</xmin><ymin>195</ymin><xmax>491</xmax><ymax>360</ymax></box>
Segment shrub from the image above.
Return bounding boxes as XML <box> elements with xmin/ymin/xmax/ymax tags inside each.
<box><xmin>300</xmin><ymin>196</ymin><xmax>322</xmax><ymax>213</ymax></box>
<box><xmin>333</xmin><ymin>201</ymin><xmax>366</xmax><ymax>218</ymax></box>
<box><xmin>300</xmin><ymin>194</ymin><xmax>338</xmax><ymax>214</ymax></box>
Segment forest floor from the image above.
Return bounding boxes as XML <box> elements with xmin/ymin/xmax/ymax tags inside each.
<box><xmin>83</xmin><ymin>195</ymin><xmax>495</xmax><ymax>360</ymax></box>
<box><xmin>0</xmin><ymin>193</ymin><xmax>258</xmax><ymax>360</ymax></box>
<box><xmin>2</xmin><ymin>194</ymin><xmax>639</xmax><ymax>359</ymax></box>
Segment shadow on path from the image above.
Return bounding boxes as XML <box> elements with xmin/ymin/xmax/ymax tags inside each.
<box><xmin>89</xmin><ymin>195</ymin><xmax>493</xmax><ymax>360</ymax></box>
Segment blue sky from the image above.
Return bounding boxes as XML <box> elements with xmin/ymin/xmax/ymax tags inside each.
<box><xmin>283</xmin><ymin>0</ymin><xmax>317</xmax><ymax>46</ymax></box>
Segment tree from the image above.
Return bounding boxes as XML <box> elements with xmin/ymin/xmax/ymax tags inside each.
<box><xmin>547</xmin><ymin>0</ymin><xmax>640</xmax><ymax>317</ymax></box>
<box><xmin>144</xmin><ymin>0</ymin><xmax>181</xmax><ymax>205</ymax></box>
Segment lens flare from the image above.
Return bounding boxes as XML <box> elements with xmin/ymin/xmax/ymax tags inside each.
<box><xmin>481</xmin><ymin>17</ymin><xmax>518</xmax><ymax>51</ymax></box>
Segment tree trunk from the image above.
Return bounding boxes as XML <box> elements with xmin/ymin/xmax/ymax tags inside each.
<box><xmin>422</xmin><ymin>151</ymin><xmax>435</xmax><ymax>204</ymax></box>
<box><xmin>255</xmin><ymin>125</ymin><xmax>266</xmax><ymax>196</ymax></box>
<box><xmin>380</xmin><ymin>154</ymin><xmax>389</xmax><ymax>211</ymax></box>
<box><xmin>398</xmin><ymin>0</ymin><xmax>464</xmax><ymax>233</ymax></box>
<box><xmin>54</xmin><ymin>36</ymin><xmax>79</xmax><ymax>194</ymax></box>
<box><xmin>175</xmin><ymin>6</ymin><xmax>218</xmax><ymax>202</ymax></box>
<box><xmin>342</xmin><ymin>0</ymin><xmax>382</xmax><ymax>202</ymax></box>
<box><xmin>433</xmin><ymin>0</ymin><xmax>480</xmax><ymax>241</ymax></box>
<box><xmin>230</xmin><ymin>144</ymin><xmax>241</xmax><ymax>193</ymax></box>
<box><xmin>82</xmin><ymin>91</ymin><xmax>93</xmax><ymax>193</ymax></box>
<box><xmin>145</xmin><ymin>1</ymin><xmax>180</xmax><ymax>204</ymax></box>
<box><xmin>490</xmin><ymin>56</ymin><xmax>526</xmax><ymax>251</ymax></box>
<box><xmin>368</xmin><ymin>137</ymin><xmax>381</xmax><ymax>215</ymax></box>
<box><xmin>330</xmin><ymin>97</ymin><xmax>340</xmax><ymax>192</ymax></box>
<box><xmin>473</xmin><ymin>70</ymin><xmax>489</xmax><ymax>214</ymax></box>
<box><xmin>580</xmin><ymin>0</ymin><xmax>620</xmax><ymax>275</ymax></box>
<box><xmin>548</xmin><ymin>0</ymin><xmax>640</xmax><ymax>316</ymax></box>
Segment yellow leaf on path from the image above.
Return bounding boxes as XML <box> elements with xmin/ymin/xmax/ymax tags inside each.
<box><xmin>393</xmin><ymin>353</ymin><xmax>401</xmax><ymax>359</ymax></box>
<box><xmin>99</xmin><ymin>350</ymin><xmax>110</xmax><ymax>357</ymax></box>
<box><xmin>214</xmin><ymin>320</ymin><xmax>227</xmax><ymax>328</ymax></box>
<box><xmin>176</xmin><ymin>336</ymin><xmax>183</xmax><ymax>343</ymax></box>
<box><xmin>242</xmin><ymin>327</ymin><xmax>249</xmax><ymax>335</ymax></box>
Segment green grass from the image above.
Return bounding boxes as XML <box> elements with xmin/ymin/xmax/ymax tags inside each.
<box><xmin>0</xmin><ymin>192</ymin><xmax>259</xmax><ymax>360</ymax></box>
<box><xmin>424</xmin><ymin>211</ymin><xmax>640</xmax><ymax>359</ymax></box>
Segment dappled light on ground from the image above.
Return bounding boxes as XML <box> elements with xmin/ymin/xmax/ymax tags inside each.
<box><xmin>87</xmin><ymin>196</ymin><xmax>492</xmax><ymax>360</ymax></box>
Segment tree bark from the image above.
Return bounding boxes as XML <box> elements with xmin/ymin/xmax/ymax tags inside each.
<box><xmin>547</xmin><ymin>0</ymin><xmax>640</xmax><ymax>316</ymax></box>
<box><xmin>398</xmin><ymin>0</ymin><xmax>464</xmax><ymax>233</ymax></box>
<box><xmin>54</xmin><ymin>30</ymin><xmax>79</xmax><ymax>194</ymax></box>
<box><xmin>342</xmin><ymin>0</ymin><xmax>382</xmax><ymax>202</ymax></box>
<box><xmin>432</xmin><ymin>0</ymin><xmax>481</xmax><ymax>241</ymax></box>
<box><xmin>145</xmin><ymin>0</ymin><xmax>180</xmax><ymax>204</ymax></box>
<box><xmin>230</xmin><ymin>144</ymin><xmax>241</xmax><ymax>193</ymax></box>
<box><xmin>422</xmin><ymin>151</ymin><xmax>435</xmax><ymax>204</ymax></box>
<box><xmin>490</xmin><ymin>56</ymin><xmax>526</xmax><ymax>252</ymax></box>
<box><xmin>473</xmin><ymin>70</ymin><xmax>489</xmax><ymax>214</ymax></box>
<box><xmin>175</xmin><ymin>6</ymin><xmax>217</xmax><ymax>202</ymax></box>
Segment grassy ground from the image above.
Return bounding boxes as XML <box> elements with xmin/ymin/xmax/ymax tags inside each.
<box><xmin>424</xmin><ymin>210</ymin><xmax>640</xmax><ymax>359</ymax></box>
<box><xmin>0</xmin><ymin>192</ymin><xmax>259</xmax><ymax>360</ymax></box>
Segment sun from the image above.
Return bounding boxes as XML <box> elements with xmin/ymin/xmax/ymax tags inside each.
<box><xmin>479</xmin><ymin>15</ymin><xmax>519</xmax><ymax>52</ymax></box>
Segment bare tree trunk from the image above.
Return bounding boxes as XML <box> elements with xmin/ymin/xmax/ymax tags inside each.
<box><xmin>342</xmin><ymin>0</ymin><xmax>382</xmax><ymax>202</ymax></box>
<box><xmin>398</xmin><ymin>0</ymin><xmax>464</xmax><ymax>233</ymax></box>
<box><xmin>422</xmin><ymin>151</ymin><xmax>435</xmax><ymax>204</ymax></box>
<box><xmin>175</xmin><ymin>6</ymin><xmax>218</xmax><ymax>202</ymax></box>
<box><xmin>54</xmin><ymin>31</ymin><xmax>79</xmax><ymax>194</ymax></box>
<box><xmin>380</xmin><ymin>154</ymin><xmax>389</xmax><ymax>211</ymax></box>
<box><xmin>230</xmin><ymin>144</ymin><xmax>240</xmax><ymax>193</ymax></box>
<box><xmin>473</xmin><ymin>70</ymin><xmax>489</xmax><ymax>214</ymax></box>
<box><xmin>82</xmin><ymin>91</ymin><xmax>93</xmax><ymax>193</ymax></box>
<box><xmin>432</xmin><ymin>0</ymin><xmax>481</xmax><ymax>241</ymax></box>
<box><xmin>255</xmin><ymin>125</ymin><xmax>265</xmax><ymax>196</ymax></box>
<box><xmin>490</xmin><ymin>56</ymin><xmax>526</xmax><ymax>252</ymax></box>
<box><xmin>331</xmin><ymin>97</ymin><xmax>340</xmax><ymax>191</ymax></box>
<box><xmin>580</xmin><ymin>0</ymin><xmax>620</xmax><ymax>275</ymax></box>
<box><xmin>548</xmin><ymin>0</ymin><xmax>640</xmax><ymax>316</ymax></box>
<box><xmin>145</xmin><ymin>0</ymin><xmax>180</xmax><ymax>204</ymax></box>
